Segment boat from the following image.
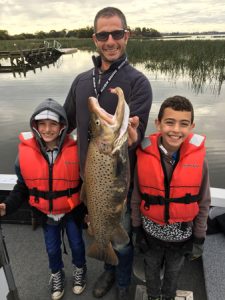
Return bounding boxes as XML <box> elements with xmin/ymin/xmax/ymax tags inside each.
<box><xmin>0</xmin><ymin>174</ymin><xmax>225</xmax><ymax>300</ymax></box>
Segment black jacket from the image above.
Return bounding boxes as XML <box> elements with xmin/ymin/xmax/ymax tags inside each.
<box><xmin>64</xmin><ymin>54</ymin><xmax>153</xmax><ymax>179</ymax></box>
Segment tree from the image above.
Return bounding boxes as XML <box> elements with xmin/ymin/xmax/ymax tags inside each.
<box><xmin>0</xmin><ymin>29</ymin><xmax>10</xmax><ymax>40</ymax></box>
<box><xmin>149</xmin><ymin>28</ymin><xmax>161</xmax><ymax>38</ymax></box>
<box><xmin>35</xmin><ymin>31</ymin><xmax>47</xmax><ymax>39</ymax></box>
<box><xmin>66</xmin><ymin>29</ymin><xmax>78</xmax><ymax>38</ymax></box>
<box><xmin>133</xmin><ymin>27</ymin><xmax>142</xmax><ymax>37</ymax></box>
<box><xmin>77</xmin><ymin>26</ymin><xmax>94</xmax><ymax>38</ymax></box>
<box><xmin>141</xmin><ymin>27</ymin><xmax>161</xmax><ymax>38</ymax></box>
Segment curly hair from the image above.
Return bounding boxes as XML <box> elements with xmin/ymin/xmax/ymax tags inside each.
<box><xmin>158</xmin><ymin>95</ymin><xmax>194</xmax><ymax>123</ymax></box>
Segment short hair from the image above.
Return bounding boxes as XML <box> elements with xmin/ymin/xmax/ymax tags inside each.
<box><xmin>158</xmin><ymin>95</ymin><xmax>194</xmax><ymax>123</ymax></box>
<box><xmin>94</xmin><ymin>7</ymin><xmax>127</xmax><ymax>32</ymax></box>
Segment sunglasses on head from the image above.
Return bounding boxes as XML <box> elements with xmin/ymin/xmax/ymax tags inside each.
<box><xmin>95</xmin><ymin>29</ymin><xmax>128</xmax><ymax>41</ymax></box>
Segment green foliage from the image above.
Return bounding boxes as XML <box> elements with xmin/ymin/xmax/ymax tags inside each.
<box><xmin>0</xmin><ymin>29</ymin><xmax>10</xmax><ymax>40</ymax></box>
<box><xmin>132</xmin><ymin>27</ymin><xmax>161</xmax><ymax>38</ymax></box>
<box><xmin>0</xmin><ymin>27</ymin><xmax>95</xmax><ymax>40</ymax></box>
<box><xmin>56</xmin><ymin>38</ymin><xmax>94</xmax><ymax>50</ymax></box>
<box><xmin>0</xmin><ymin>26</ymin><xmax>160</xmax><ymax>40</ymax></box>
<box><xmin>0</xmin><ymin>38</ymin><xmax>95</xmax><ymax>52</ymax></box>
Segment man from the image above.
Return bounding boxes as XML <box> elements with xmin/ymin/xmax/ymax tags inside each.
<box><xmin>63</xmin><ymin>6</ymin><xmax>152</xmax><ymax>300</ymax></box>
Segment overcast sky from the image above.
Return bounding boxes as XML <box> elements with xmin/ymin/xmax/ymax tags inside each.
<box><xmin>1</xmin><ymin>0</ymin><xmax>224</xmax><ymax>35</ymax></box>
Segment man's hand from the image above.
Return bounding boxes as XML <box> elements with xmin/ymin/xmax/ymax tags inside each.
<box><xmin>0</xmin><ymin>203</ymin><xmax>6</xmax><ymax>216</ymax></box>
<box><xmin>128</xmin><ymin>116</ymin><xmax>139</xmax><ymax>146</ymax></box>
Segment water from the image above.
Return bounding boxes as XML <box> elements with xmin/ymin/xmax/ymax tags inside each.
<box><xmin>157</xmin><ymin>34</ymin><xmax>225</xmax><ymax>41</ymax></box>
<box><xmin>0</xmin><ymin>50</ymin><xmax>225</xmax><ymax>189</ymax></box>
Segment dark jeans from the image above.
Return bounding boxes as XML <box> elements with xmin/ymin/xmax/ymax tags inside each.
<box><xmin>104</xmin><ymin>201</ymin><xmax>133</xmax><ymax>288</ymax></box>
<box><xmin>144</xmin><ymin>236</ymin><xmax>191</xmax><ymax>298</ymax></box>
<box><xmin>43</xmin><ymin>215</ymin><xmax>86</xmax><ymax>273</ymax></box>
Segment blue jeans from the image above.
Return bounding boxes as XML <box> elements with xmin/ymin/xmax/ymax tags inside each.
<box><xmin>43</xmin><ymin>215</ymin><xmax>86</xmax><ymax>273</ymax></box>
<box><xmin>104</xmin><ymin>201</ymin><xmax>134</xmax><ymax>288</ymax></box>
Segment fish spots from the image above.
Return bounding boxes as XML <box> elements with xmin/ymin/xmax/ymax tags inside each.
<box><xmin>84</xmin><ymin>87</ymin><xmax>130</xmax><ymax>265</ymax></box>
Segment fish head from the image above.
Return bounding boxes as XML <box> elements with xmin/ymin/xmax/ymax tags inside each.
<box><xmin>88</xmin><ymin>87</ymin><xmax>130</xmax><ymax>154</ymax></box>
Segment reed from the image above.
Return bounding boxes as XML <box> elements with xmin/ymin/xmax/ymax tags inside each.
<box><xmin>1</xmin><ymin>39</ymin><xmax>224</xmax><ymax>93</ymax></box>
<box><xmin>0</xmin><ymin>38</ymin><xmax>94</xmax><ymax>52</ymax></box>
<box><xmin>126</xmin><ymin>40</ymin><xmax>225</xmax><ymax>94</ymax></box>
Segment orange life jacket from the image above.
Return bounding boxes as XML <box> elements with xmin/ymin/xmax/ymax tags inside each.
<box><xmin>137</xmin><ymin>133</ymin><xmax>206</xmax><ymax>225</ymax></box>
<box><xmin>19</xmin><ymin>132</ymin><xmax>81</xmax><ymax>214</ymax></box>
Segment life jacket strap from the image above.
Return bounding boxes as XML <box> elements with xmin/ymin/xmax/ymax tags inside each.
<box><xmin>141</xmin><ymin>193</ymin><xmax>199</xmax><ymax>208</ymax></box>
<box><xmin>29</xmin><ymin>181</ymin><xmax>82</xmax><ymax>202</ymax></box>
<box><xmin>141</xmin><ymin>192</ymin><xmax>199</xmax><ymax>223</ymax></box>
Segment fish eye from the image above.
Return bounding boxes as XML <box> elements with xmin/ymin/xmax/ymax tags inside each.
<box><xmin>95</xmin><ymin>119</ymin><xmax>101</xmax><ymax>126</ymax></box>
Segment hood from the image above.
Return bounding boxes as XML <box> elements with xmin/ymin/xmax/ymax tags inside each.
<box><xmin>30</xmin><ymin>98</ymin><xmax>68</xmax><ymax>152</ymax></box>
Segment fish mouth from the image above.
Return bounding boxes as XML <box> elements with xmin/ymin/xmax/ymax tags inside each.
<box><xmin>88</xmin><ymin>87</ymin><xmax>130</xmax><ymax>138</ymax></box>
<box><xmin>88</xmin><ymin>98</ymin><xmax>115</xmax><ymax>126</ymax></box>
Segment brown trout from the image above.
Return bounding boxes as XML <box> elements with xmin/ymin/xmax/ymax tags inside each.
<box><xmin>82</xmin><ymin>87</ymin><xmax>130</xmax><ymax>265</ymax></box>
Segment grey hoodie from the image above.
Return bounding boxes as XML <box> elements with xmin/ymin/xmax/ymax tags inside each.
<box><xmin>30</xmin><ymin>98</ymin><xmax>68</xmax><ymax>155</ymax></box>
<box><xmin>4</xmin><ymin>98</ymin><xmax>72</xmax><ymax>215</ymax></box>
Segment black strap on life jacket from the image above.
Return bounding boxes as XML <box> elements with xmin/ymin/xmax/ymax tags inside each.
<box><xmin>29</xmin><ymin>181</ymin><xmax>82</xmax><ymax>203</ymax></box>
<box><xmin>141</xmin><ymin>193</ymin><xmax>199</xmax><ymax>223</ymax></box>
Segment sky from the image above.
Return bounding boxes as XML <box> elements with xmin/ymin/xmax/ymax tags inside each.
<box><xmin>1</xmin><ymin>0</ymin><xmax>225</xmax><ymax>35</ymax></box>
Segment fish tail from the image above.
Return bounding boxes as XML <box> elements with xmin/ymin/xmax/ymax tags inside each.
<box><xmin>87</xmin><ymin>242</ymin><xmax>119</xmax><ymax>265</ymax></box>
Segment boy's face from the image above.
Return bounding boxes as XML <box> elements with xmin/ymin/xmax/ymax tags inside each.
<box><xmin>37</xmin><ymin>119</ymin><xmax>62</xmax><ymax>148</ymax></box>
<box><xmin>155</xmin><ymin>107</ymin><xmax>195</xmax><ymax>154</ymax></box>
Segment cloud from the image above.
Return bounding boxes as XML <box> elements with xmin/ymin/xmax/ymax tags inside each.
<box><xmin>1</xmin><ymin>0</ymin><xmax>225</xmax><ymax>34</ymax></box>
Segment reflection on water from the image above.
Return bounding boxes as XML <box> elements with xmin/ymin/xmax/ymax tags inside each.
<box><xmin>0</xmin><ymin>53</ymin><xmax>62</xmax><ymax>78</ymax></box>
<box><xmin>0</xmin><ymin>50</ymin><xmax>225</xmax><ymax>189</ymax></box>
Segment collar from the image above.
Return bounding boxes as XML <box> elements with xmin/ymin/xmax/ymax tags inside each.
<box><xmin>158</xmin><ymin>137</ymin><xmax>178</xmax><ymax>166</ymax></box>
<box><xmin>92</xmin><ymin>54</ymin><xmax>128</xmax><ymax>73</ymax></box>
<box><xmin>46</xmin><ymin>145</ymin><xmax>59</xmax><ymax>152</ymax></box>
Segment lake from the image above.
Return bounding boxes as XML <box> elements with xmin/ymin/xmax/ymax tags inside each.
<box><xmin>0</xmin><ymin>50</ymin><xmax>225</xmax><ymax>189</ymax></box>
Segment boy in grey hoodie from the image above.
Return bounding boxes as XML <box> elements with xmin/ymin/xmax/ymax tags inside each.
<box><xmin>0</xmin><ymin>98</ymin><xmax>87</xmax><ymax>300</ymax></box>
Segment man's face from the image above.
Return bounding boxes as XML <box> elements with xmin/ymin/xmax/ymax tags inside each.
<box><xmin>155</xmin><ymin>108</ymin><xmax>195</xmax><ymax>154</ymax></box>
<box><xmin>92</xmin><ymin>15</ymin><xmax>130</xmax><ymax>70</ymax></box>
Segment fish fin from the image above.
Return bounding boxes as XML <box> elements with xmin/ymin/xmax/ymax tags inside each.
<box><xmin>80</xmin><ymin>183</ymin><xmax>87</xmax><ymax>205</ymax></box>
<box><xmin>87</xmin><ymin>241</ymin><xmax>119</xmax><ymax>265</ymax></box>
<box><xmin>111</xmin><ymin>224</ymin><xmax>130</xmax><ymax>251</ymax></box>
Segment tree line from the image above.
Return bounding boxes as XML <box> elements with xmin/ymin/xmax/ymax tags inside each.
<box><xmin>0</xmin><ymin>27</ymin><xmax>161</xmax><ymax>40</ymax></box>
